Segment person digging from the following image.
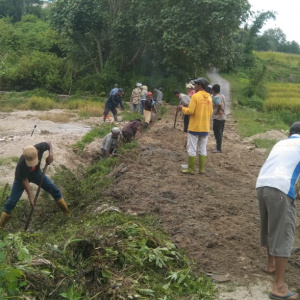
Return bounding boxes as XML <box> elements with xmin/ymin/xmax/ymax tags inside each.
<box><xmin>0</xmin><ymin>142</ymin><xmax>71</xmax><ymax>230</ymax></box>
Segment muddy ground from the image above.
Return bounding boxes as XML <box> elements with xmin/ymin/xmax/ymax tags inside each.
<box><xmin>0</xmin><ymin>75</ymin><xmax>300</xmax><ymax>299</ymax></box>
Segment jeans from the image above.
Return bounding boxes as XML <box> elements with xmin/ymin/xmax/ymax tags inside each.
<box><xmin>132</xmin><ymin>103</ymin><xmax>139</xmax><ymax>112</ymax></box>
<box><xmin>140</xmin><ymin>100</ymin><xmax>146</xmax><ymax>115</ymax></box>
<box><xmin>2</xmin><ymin>170</ymin><xmax>62</xmax><ymax>214</ymax></box>
<box><xmin>213</xmin><ymin>119</ymin><xmax>225</xmax><ymax>151</ymax></box>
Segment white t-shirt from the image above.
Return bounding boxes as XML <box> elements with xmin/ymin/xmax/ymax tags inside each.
<box><xmin>256</xmin><ymin>134</ymin><xmax>300</xmax><ymax>199</ymax></box>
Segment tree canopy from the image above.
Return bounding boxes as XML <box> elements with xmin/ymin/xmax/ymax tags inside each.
<box><xmin>1</xmin><ymin>0</ymin><xmax>299</xmax><ymax>94</ymax></box>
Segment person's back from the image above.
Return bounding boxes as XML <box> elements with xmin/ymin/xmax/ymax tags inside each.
<box><xmin>256</xmin><ymin>135</ymin><xmax>300</xmax><ymax>199</ymax></box>
<box><xmin>187</xmin><ymin>90</ymin><xmax>212</xmax><ymax>133</ymax></box>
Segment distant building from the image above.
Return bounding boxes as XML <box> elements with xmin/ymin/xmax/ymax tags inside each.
<box><xmin>41</xmin><ymin>0</ymin><xmax>52</xmax><ymax>8</ymax></box>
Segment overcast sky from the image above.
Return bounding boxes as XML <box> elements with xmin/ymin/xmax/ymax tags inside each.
<box><xmin>248</xmin><ymin>0</ymin><xmax>300</xmax><ymax>44</ymax></box>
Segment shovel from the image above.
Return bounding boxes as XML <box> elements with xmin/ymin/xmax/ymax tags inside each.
<box><xmin>24</xmin><ymin>164</ymin><xmax>48</xmax><ymax>231</ymax></box>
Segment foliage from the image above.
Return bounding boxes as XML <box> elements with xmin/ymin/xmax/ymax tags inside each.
<box><xmin>0</xmin><ymin>16</ymin><xmax>66</xmax><ymax>91</ymax></box>
<box><xmin>0</xmin><ymin>125</ymin><xmax>217</xmax><ymax>298</ymax></box>
<box><xmin>72</xmin><ymin>123</ymin><xmax>113</xmax><ymax>151</ymax></box>
<box><xmin>0</xmin><ymin>234</ymin><xmax>28</xmax><ymax>297</ymax></box>
<box><xmin>238</xmin><ymin>95</ymin><xmax>264</xmax><ymax>110</ymax></box>
<box><xmin>256</xmin><ymin>28</ymin><xmax>300</xmax><ymax>54</ymax></box>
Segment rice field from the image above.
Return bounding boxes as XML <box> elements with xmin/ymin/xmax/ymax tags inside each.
<box><xmin>264</xmin><ymin>82</ymin><xmax>300</xmax><ymax>113</ymax></box>
<box><xmin>255</xmin><ymin>51</ymin><xmax>300</xmax><ymax>67</ymax></box>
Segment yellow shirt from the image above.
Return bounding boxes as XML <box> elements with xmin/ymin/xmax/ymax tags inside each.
<box><xmin>182</xmin><ymin>90</ymin><xmax>212</xmax><ymax>133</ymax></box>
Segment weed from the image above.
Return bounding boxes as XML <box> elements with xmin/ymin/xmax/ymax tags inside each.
<box><xmin>253</xmin><ymin>139</ymin><xmax>278</xmax><ymax>152</ymax></box>
<box><xmin>38</xmin><ymin>113</ymin><xmax>70</xmax><ymax>123</ymax></box>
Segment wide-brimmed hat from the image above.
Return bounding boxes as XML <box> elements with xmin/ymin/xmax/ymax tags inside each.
<box><xmin>23</xmin><ymin>145</ymin><xmax>38</xmax><ymax>167</ymax></box>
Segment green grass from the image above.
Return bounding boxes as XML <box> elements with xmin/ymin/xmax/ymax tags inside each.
<box><xmin>253</xmin><ymin>139</ymin><xmax>278</xmax><ymax>152</ymax></box>
<box><xmin>0</xmin><ymin>157</ymin><xmax>19</xmax><ymax>166</ymax></box>
<box><xmin>72</xmin><ymin>123</ymin><xmax>115</xmax><ymax>151</ymax></box>
<box><xmin>232</xmin><ymin>107</ymin><xmax>288</xmax><ymax>137</ymax></box>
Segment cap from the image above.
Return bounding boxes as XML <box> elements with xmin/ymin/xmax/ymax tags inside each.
<box><xmin>147</xmin><ymin>91</ymin><xmax>153</xmax><ymax>96</ymax></box>
<box><xmin>118</xmin><ymin>88</ymin><xmax>124</xmax><ymax>94</ymax></box>
<box><xmin>289</xmin><ymin>122</ymin><xmax>300</xmax><ymax>135</ymax></box>
<box><xmin>136</xmin><ymin>82</ymin><xmax>142</xmax><ymax>87</ymax></box>
<box><xmin>111</xmin><ymin>127</ymin><xmax>120</xmax><ymax>134</ymax></box>
<box><xmin>23</xmin><ymin>145</ymin><xmax>38</xmax><ymax>167</ymax></box>
<box><xmin>173</xmin><ymin>90</ymin><xmax>180</xmax><ymax>95</ymax></box>
<box><xmin>193</xmin><ymin>77</ymin><xmax>209</xmax><ymax>89</ymax></box>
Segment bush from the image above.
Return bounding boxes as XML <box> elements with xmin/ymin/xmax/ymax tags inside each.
<box><xmin>238</xmin><ymin>95</ymin><xmax>264</xmax><ymax>110</ymax></box>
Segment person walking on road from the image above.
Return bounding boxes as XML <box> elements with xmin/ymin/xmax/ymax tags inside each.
<box><xmin>177</xmin><ymin>77</ymin><xmax>212</xmax><ymax>174</ymax></box>
<box><xmin>103</xmin><ymin>88</ymin><xmax>125</xmax><ymax>122</ymax></box>
<box><xmin>0</xmin><ymin>142</ymin><xmax>70</xmax><ymax>230</ymax></box>
<box><xmin>174</xmin><ymin>90</ymin><xmax>190</xmax><ymax>133</ymax></box>
<box><xmin>211</xmin><ymin>84</ymin><xmax>226</xmax><ymax>153</ymax></box>
<box><xmin>256</xmin><ymin>122</ymin><xmax>300</xmax><ymax>300</ymax></box>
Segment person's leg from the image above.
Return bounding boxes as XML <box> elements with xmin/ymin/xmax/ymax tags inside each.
<box><xmin>183</xmin><ymin>115</ymin><xmax>189</xmax><ymax>133</ymax></box>
<box><xmin>181</xmin><ymin>134</ymin><xmax>197</xmax><ymax>174</ymax></box>
<box><xmin>111</xmin><ymin>108</ymin><xmax>118</xmax><ymax>122</ymax></box>
<box><xmin>140</xmin><ymin>100</ymin><xmax>145</xmax><ymax>115</ymax></box>
<box><xmin>103</xmin><ymin>107</ymin><xmax>110</xmax><ymax>122</ymax></box>
<box><xmin>2</xmin><ymin>180</ymin><xmax>25</xmax><ymax>214</ymax></box>
<box><xmin>263</xmin><ymin>188</ymin><xmax>298</xmax><ymax>298</ymax></box>
<box><xmin>213</xmin><ymin>119</ymin><xmax>222</xmax><ymax>151</ymax></box>
<box><xmin>197</xmin><ymin>135</ymin><xmax>208</xmax><ymax>173</ymax></box>
<box><xmin>101</xmin><ymin>148</ymin><xmax>107</xmax><ymax>160</ymax></box>
<box><xmin>31</xmin><ymin>171</ymin><xmax>62</xmax><ymax>201</ymax></box>
<box><xmin>32</xmin><ymin>172</ymin><xmax>70</xmax><ymax>215</ymax></box>
<box><xmin>144</xmin><ymin>110</ymin><xmax>151</xmax><ymax>124</ymax></box>
<box><xmin>257</xmin><ymin>188</ymin><xmax>275</xmax><ymax>273</ymax></box>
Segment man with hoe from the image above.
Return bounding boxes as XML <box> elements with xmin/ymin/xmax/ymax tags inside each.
<box><xmin>177</xmin><ymin>77</ymin><xmax>212</xmax><ymax>174</ymax></box>
<box><xmin>0</xmin><ymin>141</ymin><xmax>70</xmax><ymax>230</ymax></box>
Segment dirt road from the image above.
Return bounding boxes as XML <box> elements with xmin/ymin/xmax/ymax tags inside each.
<box><xmin>0</xmin><ymin>74</ymin><xmax>299</xmax><ymax>299</ymax></box>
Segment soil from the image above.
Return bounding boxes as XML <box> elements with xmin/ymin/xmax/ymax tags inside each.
<box><xmin>1</xmin><ymin>71</ymin><xmax>300</xmax><ymax>299</ymax></box>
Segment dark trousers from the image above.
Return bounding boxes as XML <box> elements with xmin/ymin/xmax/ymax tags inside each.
<box><xmin>183</xmin><ymin>115</ymin><xmax>190</xmax><ymax>133</ymax></box>
<box><xmin>3</xmin><ymin>171</ymin><xmax>62</xmax><ymax>214</ymax></box>
<box><xmin>213</xmin><ymin>119</ymin><xmax>225</xmax><ymax>151</ymax></box>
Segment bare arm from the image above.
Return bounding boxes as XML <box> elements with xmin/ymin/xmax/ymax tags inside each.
<box><xmin>22</xmin><ymin>178</ymin><xmax>35</xmax><ymax>209</ymax></box>
<box><xmin>46</xmin><ymin>141</ymin><xmax>53</xmax><ymax>165</ymax></box>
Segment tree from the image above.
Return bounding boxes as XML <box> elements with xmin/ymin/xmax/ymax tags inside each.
<box><xmin>0</xmin><ymin>0</ymin><xmax>41</xmax><ymax>22</ymax></box>
<box><xmin>243</xmin><ymin>11</ymin><xmax>275</xmax><ymax>67</ymax></box>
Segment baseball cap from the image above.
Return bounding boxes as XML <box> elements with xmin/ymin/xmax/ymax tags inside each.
<box><xmin>289</xmin><ymin>122</ymin><xmax>300</xmax><ymax>135</ymax></box>
<box><xmin>23</xmin><ymin>145</ymin><xmax>38</xmax><ymax>167</ymax></box>
<box><xmin>118</xmin><ymin>88</ymin><xmax>124</xmax><ymax>94</ymax></box>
